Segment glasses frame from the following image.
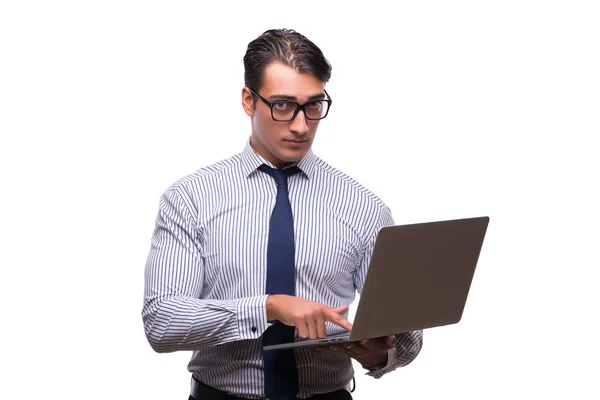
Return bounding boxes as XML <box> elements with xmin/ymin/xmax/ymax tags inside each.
<box><xmin>249</xmin><ymin>87</ymin><xmax>333</xmax><ymax>122</ymax></box>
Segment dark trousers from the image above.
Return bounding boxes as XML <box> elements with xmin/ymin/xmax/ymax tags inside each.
<box><xmin>189</xmin><ymin>377</ymin><xmax>352</xmax><ymax>400</ymax></box>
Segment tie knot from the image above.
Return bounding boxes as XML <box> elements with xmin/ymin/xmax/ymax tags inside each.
<box><xmin>259</xmin><ymin>165</ymin><xmax>301</xmax><ymax>186</ymax></box>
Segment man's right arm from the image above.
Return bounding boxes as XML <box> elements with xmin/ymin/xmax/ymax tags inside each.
<box><xmin>142</xmin><ymin>187</ymin><xmax>268</xmax><ymax>353</ymax></box>
<box><xmin>265</xmin><ymin>295</ymin><xmax>352</xmax><ymax>339</ymax></box>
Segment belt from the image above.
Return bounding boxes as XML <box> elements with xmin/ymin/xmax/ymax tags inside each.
<box><xmin>190</xmin><ymin>377</ymin><xmax>352</xmax><ymax>400</ymax></box>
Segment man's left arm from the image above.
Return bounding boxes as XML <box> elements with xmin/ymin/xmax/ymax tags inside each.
<box><xmin>353</xmin><ymin>330</ymin><xmax>423</xmax><ymax>378</ymax></box>
<box><xmin>349</xmin><ymin>204</ymin><xmax>424</xmax><ymax>378</ymax></box>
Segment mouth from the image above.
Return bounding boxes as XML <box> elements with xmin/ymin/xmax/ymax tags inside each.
<box><xmin>283</xmin><ymin>139</ymin><xmax>309</xmax><ymax>150</ymax></box>
<box><xmin>284</xmin><ymin>139</ymin><xmax>308</xmax><ymax>144</ymax></box>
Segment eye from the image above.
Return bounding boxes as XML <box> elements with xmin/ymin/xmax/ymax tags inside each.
<box><xmin>305</xmin><ymin>101</ymin><xmax>323</xmax><ymax>110</ymax></box>
<box><xmin>273</xmin><ymin>102</ymin><xmax>293</xmax><ymax>111</ymax></box>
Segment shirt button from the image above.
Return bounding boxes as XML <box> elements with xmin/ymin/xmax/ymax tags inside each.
<box><xmin>251</xmin><ymin>326</ymin><xmax>257</xmax><ymax>333</ymax></box>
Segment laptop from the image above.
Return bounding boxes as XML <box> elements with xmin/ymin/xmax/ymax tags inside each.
<box><xmin>263</xmin><ymin>216</ymin><xmax>489</xmax><ymax>351</ymax></box>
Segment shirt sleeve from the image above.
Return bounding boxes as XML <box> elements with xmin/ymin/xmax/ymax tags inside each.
<box><xmin>142</xmin><ymin>186</ymin><xmax>269</xmax><ymax>353</ymax></box>
<box><xmin>353</xmin><ymin>204</ymin><xmax>424</xmax><ymax>377</ymax></box>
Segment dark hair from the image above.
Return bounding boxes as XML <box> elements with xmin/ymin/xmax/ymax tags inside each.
<box><xmin>243</xmin><ymin>29</ymin><xmax>332</xmax><ymax>91</ymax></box>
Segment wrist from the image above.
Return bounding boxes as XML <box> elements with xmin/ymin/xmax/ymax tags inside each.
<box><xmin>265</xmin><ymin>294</ymin><xmax>280</xmax><ymax>322</ymax></box>
<box><xmin>359</xmin><ymin>351</ymin><xmax>388</xmax><ymax>371</ymax></box>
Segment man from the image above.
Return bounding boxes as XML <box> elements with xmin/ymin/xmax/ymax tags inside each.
<box><xmin>143</xmin><ymin>29</ymin><xmax>423</xmax><ymax>400</ymax></box>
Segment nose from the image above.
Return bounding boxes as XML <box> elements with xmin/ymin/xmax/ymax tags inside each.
<box><xmin>289</xmin><ymin>109</ymin><xmax>309</xmax><ymax>135</ymax></box>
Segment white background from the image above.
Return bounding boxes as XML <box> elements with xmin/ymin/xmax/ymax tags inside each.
<box><xmin>1</xmin><ymin>1</ymin><xmax>599</xmax><ymax>399</ymax></box>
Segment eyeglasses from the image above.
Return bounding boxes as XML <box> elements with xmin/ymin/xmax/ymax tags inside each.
<box><xmin>249</xmin><ymin>87</ymin><xmax>332</xmax><ymax>122</ymax></box>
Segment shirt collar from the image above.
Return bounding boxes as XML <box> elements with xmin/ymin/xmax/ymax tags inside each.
<box><xmin>239</xmin><ymin>139</ymin><xmax>318</xmax><ymax>180</ymax></box>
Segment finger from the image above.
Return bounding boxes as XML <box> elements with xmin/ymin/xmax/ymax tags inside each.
<box><xmin>314</xmin><ymin>344</ymin><xmax>329</xmax><ymax>351</ymax></box>
<box><xmin>331</xmin><ymin>305</ymin><xmax>349</xmax><ymax>315</ymax></box>
<box><xmin>307</xmin><ymin>315</ymin><xmax>318</xmax><ymax>339</ymax></box>
<box><xmin>359</xmin><ymin>338</ymin><xmax>377</xmax><ymax>351</ymax></box>
<box><xmin>386</xmin><ymin>334</ymin><xmax>396</xmax><ymax>348</ymax></box>
<box><xmin>323</xmin><ymin>343</ymin><xmax>353</xmax><ymax>356</ymax></box>
<box><xmin>367</xmin><ymin>335</ymin><xmax>395</xmax><ymax>350</ymax></box>
<box><xmin>323</xmin><ymin>343</ymin><xmax>354</xmax><ymax>354</ymax></box>
<box><xmin>366</xmin><ymin>336</ymin><xmax>393</xmax><ymax>351</ymax></box>
<box><xmin>315</xmin><ymin>312</ymin><xmax>327</xmax><ymax>338</ymax></box>
<box><xmin>342</xmin><ymin>342</ymin><xmax>362</xmax><ymax>355</ymax></box>
<box><xmin>326</xmin><ymin>311</ymin><xmax>353</xmax><ymax>332</ymax></box>
<box><xmin>296</xmin><ymin>318</ymin><xmax>309</xmax><ymax>339</ymax></box>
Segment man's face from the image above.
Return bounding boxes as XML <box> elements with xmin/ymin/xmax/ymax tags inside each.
<box><xmin>242</xmin><ymin>62</ymin><xmax>325</xmax><ymax>168</ymax></box>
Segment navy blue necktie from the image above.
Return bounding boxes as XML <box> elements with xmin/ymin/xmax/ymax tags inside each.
<box><xmin>260</xmin><ymin>164</ymin><xmax>301</xmax><ymax>400</ymax></box>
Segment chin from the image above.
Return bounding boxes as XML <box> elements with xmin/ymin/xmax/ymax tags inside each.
<box><xmin>276</xmin><ymin>148</ymin><xmax>308</xmax><ymax>163</ymax></box>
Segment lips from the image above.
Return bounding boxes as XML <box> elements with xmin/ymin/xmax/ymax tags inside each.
<box><xmin>284</xmin><ymin>139</ymin><xmax>308</xmax><ymax>144</ymax></box>
<box><xmin>284</xmin><ymin>139</ymin><xmax>308</xmax><ymax>149</ymax></box>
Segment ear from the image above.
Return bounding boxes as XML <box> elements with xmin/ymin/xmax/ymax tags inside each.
<box><xmin>241</xmin><ymin>87</ymin><xmax>255</xmax><ymax>117</ymax></box>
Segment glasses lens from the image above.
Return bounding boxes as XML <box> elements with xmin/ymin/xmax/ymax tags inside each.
<box><xmin>270</xmin><ymin>100</ymin><xmax>330</xmax><ymax>121</ymax></box>
<box><xmin>304</xmin><ymin>100</ymin><xmax>329</xmax><ymax>120</ymax></box>
<box><xmin>272</xmin><ymin>102</ymin><xmax>298</xmax><ymax>121</ymax></box>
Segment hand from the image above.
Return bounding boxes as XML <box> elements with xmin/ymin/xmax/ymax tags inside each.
<box><xmin>266</xmin><ymin>295</ymin><xmax>352</xmax><ymax>339</ymax></box>
<box><xmin>316</xmin><ymin>334</ymin><xmax>396</xmax><ymax>369</ymax></box>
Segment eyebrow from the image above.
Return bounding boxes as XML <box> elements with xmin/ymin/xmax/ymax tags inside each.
<box><xmin>268</xmin><ymin>92</ymin><xmax>326</xmax><ymax>101</ymax></box>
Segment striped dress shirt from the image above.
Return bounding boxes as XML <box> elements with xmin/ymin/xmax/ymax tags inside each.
<box><xmin>143</xmin><ymin>141</ymin><xmax>423</xmax><ymax>399</ymax></box>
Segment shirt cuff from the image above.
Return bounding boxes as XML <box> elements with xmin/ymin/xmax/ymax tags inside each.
<box><xmin>236</xmin><ymin>295</ymin><xmax>270</xmax><ymax>340</ymax></box>
<box><xmin>365</xmin><ymin>346</ymin><xmax>397</xmax><ymax>375</ymax></box>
